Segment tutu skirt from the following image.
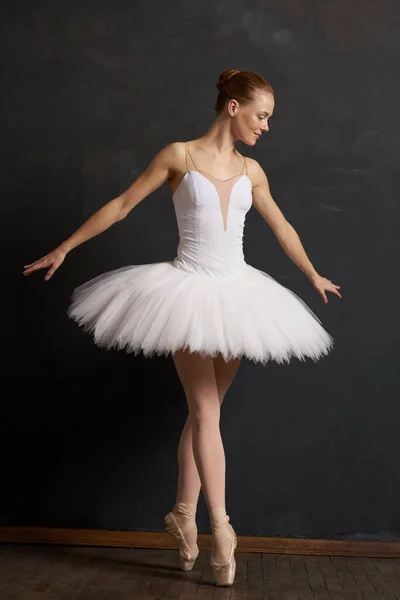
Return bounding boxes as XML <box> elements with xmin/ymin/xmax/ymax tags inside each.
<box><xmin>67</xmin><ymin>260</ymin><xmax>334</xmax><ymax>365</ymax></box>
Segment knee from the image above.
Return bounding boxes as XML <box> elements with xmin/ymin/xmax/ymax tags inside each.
<box><xmin>189</xmin><ymin>393</ymin><xmax>220</xmax><ymax>431</ymax></box>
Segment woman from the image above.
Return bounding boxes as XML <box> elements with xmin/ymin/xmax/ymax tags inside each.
<box><xmin>24</xmin><ymin>69</ymin><xmax>341</xmax><ymax>586</ymax></box>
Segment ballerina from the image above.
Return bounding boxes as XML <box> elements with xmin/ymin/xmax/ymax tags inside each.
<box><xmin>23</xmin><ymin>69</ymin><xmax>342</xmax><ymax>586</ymax></box>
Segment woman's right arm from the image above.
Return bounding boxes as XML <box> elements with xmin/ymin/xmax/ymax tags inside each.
<box><xmin>23</xmin><ymin>142</ymin><xmax>181</xmax><ymax>280</ymax></box>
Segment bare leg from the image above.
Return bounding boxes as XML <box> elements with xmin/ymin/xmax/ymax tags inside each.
<box><xmin>175</xmin><ymin>352</ymin><xmax>241</xmax><ymax>505</ymax></box>
<box><xmin>172</xmin><ymin>350</ymin><xmax>241</xmax><ymax>560</ymax></box>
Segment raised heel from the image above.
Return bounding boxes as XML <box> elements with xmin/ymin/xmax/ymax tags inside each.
<box><xmin>209</xmin><ymin>511</ymin><xmax>237</xmax><ymax>586</ymax></box>
<box><xmin>164</xmin><ymin>510</ymin><xmax>199</xmax><ymax>571</ymax></box>
<box><xmin>210</xmin><ymin>535</ymin><xmax>237</xmax><ymax>586</ymax></box>
<box><xmin>179</xmin><ymin>553</ymin><xmax>196</xmax><ymax>571</ymax></box>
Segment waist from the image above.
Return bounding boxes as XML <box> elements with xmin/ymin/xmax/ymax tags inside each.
<box><xmin>172</xmin><ymin>255</ymin><xmax>247</xmax><ymax>279</ymax></box>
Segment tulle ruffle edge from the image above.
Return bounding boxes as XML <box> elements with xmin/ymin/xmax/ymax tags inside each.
<box><xmin>67</xmin><ymin>261</ymin><xmax>334</xmax><ymax>365</ymax></box>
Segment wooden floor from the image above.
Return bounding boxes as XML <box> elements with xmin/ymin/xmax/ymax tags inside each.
<box><xmin>2</xmin><ymin>543</ymin><xmax>400</xmax><ymax>599</ymax></box>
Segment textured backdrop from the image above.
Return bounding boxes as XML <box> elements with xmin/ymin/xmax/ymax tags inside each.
<box><xmin>2</xmin><ymin>0</ymin><xmax>400</xmax><ymax>540</ymax></box>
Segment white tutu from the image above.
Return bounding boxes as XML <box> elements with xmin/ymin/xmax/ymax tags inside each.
<box><xmin>67</xmin><ymin>260</ymin><xmax>333</xmax><ymax>365</ymax></box>
<box><xmin>68</xmin><ymin>148</ymin><xmax>334</xmax><ymax>365</ymax></box>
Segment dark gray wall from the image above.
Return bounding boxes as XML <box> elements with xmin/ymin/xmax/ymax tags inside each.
<box><xmin>2</xmin><ymin>1</ymin><xmax>400</xmax><ymax>540</ymax></box>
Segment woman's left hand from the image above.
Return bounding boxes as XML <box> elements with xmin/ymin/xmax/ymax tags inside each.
<box><xmin>311</xmin><ymin>275</ymin><xmax>342</xmax><ymax>304</ymax></box>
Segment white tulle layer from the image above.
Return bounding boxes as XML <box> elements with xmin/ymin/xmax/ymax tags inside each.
<box><xmin>67</xmin><ymin>261</ymin><xmax>334</xmax><ymax>364</ymax></box>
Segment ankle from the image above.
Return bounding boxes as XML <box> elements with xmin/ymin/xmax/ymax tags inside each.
<box><xmin>210</xmin><ymin>506</ymin><xmax>227</xmax><ymax>520</ymax></box>
<box><xmin>210</xmin><ymin>506</ymin><xmax>229</xmax><ymax>529</ymax></box>
<box><xmin>173</xmin><ymin>502</ymin><xmax>197</xmax><ymax>519</ymax></box>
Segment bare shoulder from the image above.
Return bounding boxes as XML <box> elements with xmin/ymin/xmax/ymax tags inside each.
<box><xmin>155</xmin><ymin>141</ymin><xmax>184</xmax><ymax>165</ymax></box>
<box><xmin>154</xmin><ymin>141</ymin><xmax>187</xmax><ymax>175</ymax></box>
<box><xmin>242</xmin><ymin>156</ymin><xmax>269</xmax><ymax>188</ymax></box>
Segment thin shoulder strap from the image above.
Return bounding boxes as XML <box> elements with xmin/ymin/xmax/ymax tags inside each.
<box><xmin>242</xmin><ymin>155</ymin><xmax>247</xmax><ymax>176</ymax></box>
<box><xmin>237</xmin><ymin>151</ymin><xmax>247</xmax><ymax>176</ymax></box>
<box><xmin>186</xmin><ymin>144</ymin><xmax>198</xmax><ymax>171</ymax></box>
<box><xmin>234</xmin><ymin>148</ymin><xmax>247</xmax><ymax>176</ymax></box>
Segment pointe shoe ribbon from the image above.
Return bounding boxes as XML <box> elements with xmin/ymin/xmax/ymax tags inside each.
<box><xmin>209</xmin><ymin>510</ymin><xmax>237</xmax><ymax>586</ymax></box>
<box><xmin>164</xmin><ymin>503</ymin><xmax>199</xmax><ymax>571</ymax></box>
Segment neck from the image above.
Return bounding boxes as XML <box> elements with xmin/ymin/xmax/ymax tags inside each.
<box><xmin>197</xmin><ymin>116</ymin><xmax>238</xmax><ymax>157</ymax></box>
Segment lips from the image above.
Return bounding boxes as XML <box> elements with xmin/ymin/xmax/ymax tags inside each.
<box><xmin>254</xmin><ymin>133</ymin><xmax>260</xmax><ymax>139</ymax></box>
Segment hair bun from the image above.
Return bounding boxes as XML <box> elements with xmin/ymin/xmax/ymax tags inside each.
<box><xmin>216</xmin><ymin>69</ymin><xmax>241</xmax><ymax>91</ymax></box>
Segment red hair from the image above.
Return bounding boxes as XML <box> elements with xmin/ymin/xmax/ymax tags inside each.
<box><xmin>215</xmin><ymin>69</ymin><xmax>274</xmax><ymax>115</ymax></box>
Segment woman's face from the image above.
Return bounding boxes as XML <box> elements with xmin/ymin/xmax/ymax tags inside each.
<box><xmin>230</xmin><ymin>91</ymin><xmax>275</xmax><ymax>145</ymax></box>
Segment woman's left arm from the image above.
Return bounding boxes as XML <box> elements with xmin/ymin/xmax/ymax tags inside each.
<box><xmin>249</xmin><ymin>159</ymin><xmax>342</xmax><ymax>304</ymax></box>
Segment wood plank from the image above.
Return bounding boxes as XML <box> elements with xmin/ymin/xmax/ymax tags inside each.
<box><xmin>1</xmin><ymin>544</ymin><xmax>400</xmax><ymax>600</ymax></box>
<box><xmin>2</xmin><ymin>527</ymin><xmax>400</xmax><ymax>559</ymax></box>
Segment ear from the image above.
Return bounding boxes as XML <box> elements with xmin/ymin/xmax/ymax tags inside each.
<box><xmin>227</xmin><ymin>98</ymin><xmax>239</xmax><ymax>117</ymax></box>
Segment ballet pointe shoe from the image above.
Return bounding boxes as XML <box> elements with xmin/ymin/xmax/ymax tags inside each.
<box><xmin>209</xmin><ymin>507</ymin><xmax>237</xmax><ymax>586</ymax></box>
<box><xmin>164</xmin><ymin>502</ymin><xmax>199</xmax><ymax>571</ymax></box>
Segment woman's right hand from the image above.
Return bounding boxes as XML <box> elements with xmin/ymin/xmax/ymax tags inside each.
<box><xmin>23</xmin><ymin>247</ymin><xmax>67</xmax><ymax>281</ymax></box>
<box><xmin>22</xmin><ymin>143</ymin><xmax>178</xmax><ymax>282</ymax></box>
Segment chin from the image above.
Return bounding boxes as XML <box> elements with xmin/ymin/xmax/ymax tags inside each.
<box><xmin>240</xmin><ymin>136</ymin><xmax>256</xmax><ymax>146</ymax></box>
